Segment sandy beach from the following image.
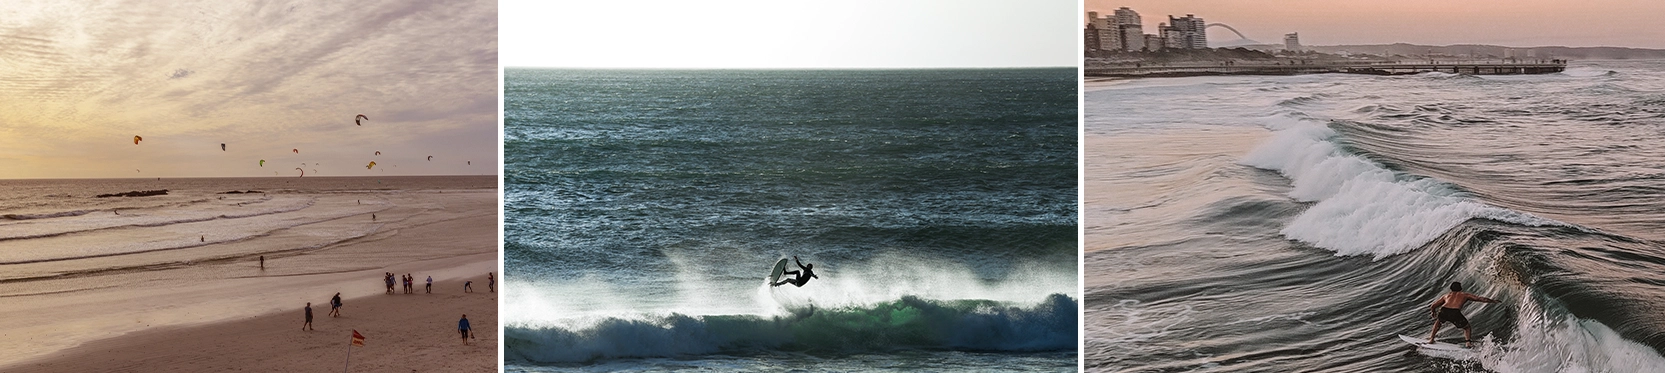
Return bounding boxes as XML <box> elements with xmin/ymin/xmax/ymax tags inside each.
<box><xmin>18</xmin><ymin>279</ymin><xmax>496</xmax><ymax>372</ymax></box>
<box><xmin>0</xmin><ymin>176</ymin><xmax>497</xmax><ymax>371</ymax></box>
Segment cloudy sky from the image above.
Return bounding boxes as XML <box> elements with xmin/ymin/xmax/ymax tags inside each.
<box><xmin>503</xmin><ymin>0</ymin><xmax>1079</xmax><ymax>68</ymax></box>
<box><xmin>1088</xmin><ymin>0</ymin><xmax>1665</xmax><ymax>49</ymax></box>
<box><xmin>0</xmin><ymin>0</ymin><xmax>497</xmax><ymax>179</ymax></box>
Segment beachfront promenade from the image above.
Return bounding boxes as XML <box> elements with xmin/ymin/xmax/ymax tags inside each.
<box><xmin>1087</xmin><ymin>60</ymin><xmax>1567</xmax><ymax>78</ymax></box>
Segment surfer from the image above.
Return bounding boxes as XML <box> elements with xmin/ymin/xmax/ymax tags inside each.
<box><xmin>1428</xmin><ymin>281</ymin><xmax>1500</xmax><ymax>348</ymax></box>
<box><xmin>772</xmin><ymin>256</ymin><xmax>819</xmax><ymax>287</ymax></box>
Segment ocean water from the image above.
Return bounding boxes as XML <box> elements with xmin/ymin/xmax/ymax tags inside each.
<box><xmin>503</xmin><ymin>68</ymin><xmax>1079</xmax><ymax>371</ymax></box>
<box><xmin>1085</xmin><ymin>61</ymin><xmax>1665</xmax><ymax>372</ymax></box>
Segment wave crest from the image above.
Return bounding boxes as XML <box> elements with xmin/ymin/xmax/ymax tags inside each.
<box><xmin>505</xmin><ymin>294</ymin><xmax>1078</xmax><ymax>363</ymax></box>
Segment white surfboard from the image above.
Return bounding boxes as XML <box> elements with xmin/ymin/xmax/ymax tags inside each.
<box><xmin>1398</xmin><ymin>334</ymin><xmax>1469</xmax><ymax>351</ymax></box>
<box><xmin>768</xmin><ymin>258</ymin><xmax>790</xmax><ymax>286</ymax></box>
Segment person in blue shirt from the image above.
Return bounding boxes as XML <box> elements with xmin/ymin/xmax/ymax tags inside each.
<box><xmin>459</xmin><ymin>314</ymin><xmax>473</xmax><ymax>345</ymax></box>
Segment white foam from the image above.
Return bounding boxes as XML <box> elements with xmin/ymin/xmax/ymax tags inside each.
<box><xmin>1476</xmin><ymin>297</ymin><xmax>1665</xmax><ymax>373</ymax></box>
<box><xmin>1241</xmin><ymin>116</ymin><xmax>1558</xmax><ymax>259</ymax></box>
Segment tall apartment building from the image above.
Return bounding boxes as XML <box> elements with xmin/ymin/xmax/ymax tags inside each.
<box><xmin>1114</xmin><ymin>7</ymin><xmax>1144</xmax><ymax>52</ymax></box>
<box><xmin>1284</xmin><ymin>33</ymin><xmax>1301</xmax><ymax>51</ymax></box>
<box><xmin>1161</xmin><ymin>14</ymin><xmax>1207</xmax><ymax>50</ymax></box>
<box><xmin>1084</xmin><ymin>12</ymin><xmax>1121</xmax><ymax>52</ymax></box>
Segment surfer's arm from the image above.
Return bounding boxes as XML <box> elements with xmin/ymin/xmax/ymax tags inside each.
<box><xmin>794</xmin><ymin>256</ymin><xmax>805</xmax><ymax>269</ymax></box>
<box><xmin>1467</xmin><ymin>294</ymin><xmax>1500</xmax><ymax>303</ymax></box>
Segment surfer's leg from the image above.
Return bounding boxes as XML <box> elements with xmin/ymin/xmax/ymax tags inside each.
<box><xmin>1429</xmin><ymin>321</ymin><xmax>1442</xmax><ymax>343</ymax></box>
<box><xmin>1463</xmin><ymin>327</ymin><xmax>1473</xmax><ymax>348</ymax></box>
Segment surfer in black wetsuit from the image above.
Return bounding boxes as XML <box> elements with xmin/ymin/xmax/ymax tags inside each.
<box><xmin>772</xmin><ymin>256</ymin><xmax>818</xmax><ymax>287</ymax></box>
<box><xmin>1429</xmin><ymin>281</ymin><xmax>1499</xmax><ymax>348</ymax></box>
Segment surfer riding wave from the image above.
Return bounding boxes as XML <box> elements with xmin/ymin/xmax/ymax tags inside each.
<box><xmin>772</xmin><ymin>256</ymin><xmax>818</xmax><ymax>287</ymax></box>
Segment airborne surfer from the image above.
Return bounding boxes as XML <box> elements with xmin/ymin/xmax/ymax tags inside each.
<box><xmin>772</xmin><ymin>255</ymin><xmax>818</xmax><ymax>287</ymax></box>
<box><xmin>1428</xmin><ymin>281</ymin><xmax>1500</xmax><ymax>348</ymax></box>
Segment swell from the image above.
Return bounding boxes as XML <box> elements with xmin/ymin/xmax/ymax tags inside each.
<box><xmin>0</xmin><ymin>197</ymin><xmax>315</xmax><ymax>242</ymax></box>
<box><xmin>505</xmin><ymin>294</ymin><xmax>1077</xmax><ymax>364</ymax></box>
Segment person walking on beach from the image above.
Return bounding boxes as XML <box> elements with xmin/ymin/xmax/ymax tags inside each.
<box><xmin>302</xmin><ymin>302</ymin><xmax>314</xmax><ymax>331</ymax></box>
<box><xmin>1429</xmin><ymin>281</ymin><xmax>1500</xmax><ymax>348</ymax></box>
<box><xmin>459</xmin><ymin>314</ymin><xmax>473</xmax><ymax>345</ymax></box>
<box><xmin>384</xmin><ymin>272</ymin><xmax>395</xmax><ymax>293</ymax></box>
<box><xmin>425</xmin><ymin>276</ymin><xmax>432</xmax><ymax>293</ymax></box>
<box><xmin>487</xmin><ymin>272</ymin><xmax>495</xmax><ymax>293</ymax></box>
<box><xmin>464</xmin><ymin>281</ymin><xmax>473</xmax><ymax>293</ymax></box>
<box><xmin>330</xmin><ymin>293</ymin><xmax>343</xmax><ymax>317</ymax></box>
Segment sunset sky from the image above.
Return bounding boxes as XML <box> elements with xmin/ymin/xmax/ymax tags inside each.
<box><xmin>1086</xmin><ymin>0</ymin><xmax>1665</xmax><ymax>49</ymax></box>
<box><xmin>503</xmin><ymin>0</ymin><xmax>1079</xmax><ymax>68</ymax></box>
<box><xmin>0</xmin><ymin>0</ymin><xmax>498</xmax><ymax>179</ymax></box>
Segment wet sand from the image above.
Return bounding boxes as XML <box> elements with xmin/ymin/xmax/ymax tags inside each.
<box><xmin>18</xmin><ymin>279</ymin><xmax>496</xmax><ymax>372</ymax></box>
<box><xmin>0</xmin><ymin>182</ymin><xmax>497</xmax><ymax>370</ymax></box>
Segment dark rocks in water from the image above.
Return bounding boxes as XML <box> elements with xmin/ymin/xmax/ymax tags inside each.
<box><xmin>219</xmin><ymin>190</ymin><xmax>265</xmax><ymax>194</ymax></box>
<box><xmin>95</xmin><ymin>189</ymin><xmax>169</xmax><ymax>198</ymax></box>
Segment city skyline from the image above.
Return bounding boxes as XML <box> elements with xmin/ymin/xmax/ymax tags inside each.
<box><xmin>0</xmin><ymin>1</ymin><xmax>498</xmax><ymax>179</ymax></box>
<box><xmin>503</xmin><ymin>0</ymin><xmax>1078</xmax><ymax>68</ymax></box>
<box><xmin>1086</xmin><ymin>0</ymin><xmax>1665</xmax><ymax>49</ymax></box>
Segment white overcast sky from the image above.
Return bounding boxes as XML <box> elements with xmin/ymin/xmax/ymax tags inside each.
<box><xmin>0</xmin><ymin>0</ymin><xmax>498</xmax><ymax>179</ymax></box>
<box><xmin>502</xmin><ymin>0</ymin><xmax>1080</xmax><ymax>68</ymax></box>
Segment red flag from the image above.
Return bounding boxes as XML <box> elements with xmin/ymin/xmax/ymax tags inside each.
<box><xmin>351</xmin><ymin>330</ymin><xmax>365</xmax><ymax>346</ymax></box>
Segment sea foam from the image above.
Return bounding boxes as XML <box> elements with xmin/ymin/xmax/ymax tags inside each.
<box><xmin>1241</xmin><ymin>116</ymin><xmax>1558</xmax><ymax>258</ymax></box>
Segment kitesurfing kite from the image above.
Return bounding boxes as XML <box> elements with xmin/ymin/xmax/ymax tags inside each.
<box><xmin>374</xmin><ymin>151</ymin><xmax>381</xmax><ymax>156</ymax></box>
<box><xmin>467</xmin><ymin>161</ymin><xmax>471</xmax><ymax>165</ymax></box>
<box><xmin>221</xmin><ymin>143</ymin><xmax>226</xmax><ymax>151</ymax></box>
<box><xmin>259</xmin><ymin>159</ymin><xmax>265</xmax><ymax>167</ymax></box>
<box><xmin>133</xmin><ymin>136</ymin><xmax>142</xmax><ymax>145</ymax></box>
<box><xmin>366</xmin><ymin>161</ymin><xmax>377</xmax><ymax>170</ymax></box>
<box><xmin>292</xmin><ymin>149</ymin><xmax>299</xmax><ymax>154</ymax></box>
<box><xmin>427</xmin><ymin>156</ymin><xmax>433</xmax><ymax>161</ymax></box>
<box><xmin>296</xmin><ymin>168</ymin><xmax>305</xmax><ymax>177</ymax></box>
<box><xmin>355</xmin><ymin>114</ymin><xmax>368</xmax><ymax>126</ymax></box>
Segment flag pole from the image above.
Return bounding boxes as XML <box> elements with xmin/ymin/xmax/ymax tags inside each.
<box><xmin>343</xmin><ymin>334</ymin><xmax>352</xmax><ymax>373</ymax></box>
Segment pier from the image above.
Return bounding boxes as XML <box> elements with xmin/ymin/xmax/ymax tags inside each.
<box><xmin>1086</xmin><ymin>60</ymin><xmax>1567</xmax><ymax>78</ymax></box>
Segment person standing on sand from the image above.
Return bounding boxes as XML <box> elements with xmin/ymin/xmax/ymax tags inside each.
<box><xmin>487</xmin><ymin>272</ymin><xmax>495</xmax><ymax>293</ymax></box>
<box><xmin>384</xmin><ymin>272</ymin><xmax>395</xmax><ymax>293</ymax></box>
<box><xmin>330</xmin><ymin>293</ymin><xmax>342</xmax><ymax>317</ymax></box>
<box><xmin>459</xmin><ymin>314</ymin><xmax>473</xmax><ymax>344</ymax></box>
<box><xmin>1429</xmin><ymin>281</ymin><xmax>1500</xmax><ymax>348</ymax></box>
<box><xmin>259</xmin><ymin>255</ymin><xmax>264</xmax><ymax>269</ymax></box>
<box><xmin>425</xmin><ymin>276</ymin><xmax>432</xmax><ymax>293</ymax></box>
<box><xmin>303</xmin><ymin>302</ymin><xmax>314</xmax><ymax>331</ymax></box>
<box><xmin>464</xmin><ymin>281</ymin><xmax>472</xmax><ymax>293</ymax></box>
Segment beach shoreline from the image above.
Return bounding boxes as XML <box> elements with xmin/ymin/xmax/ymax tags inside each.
<box><xmin>0</xmin><ymin>177</ymin><xmax>498</xmax><ymax>370</ymax></box>
<box><xmin>15</xmin><ymin>277</ymin><xmax>497</xmax><ymax>372</ymax></box>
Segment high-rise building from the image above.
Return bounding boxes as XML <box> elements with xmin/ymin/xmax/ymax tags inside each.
<box><xmin>1284</xmin><ymin>33</ymin><xmax>1301</xmax><ymax>51</ymax></box>
<box><xmin>1113</xmin><ymin>7</ymin><xmax>1144</xmax><ymax>52</ymax></box>
<box><xmin>1084</xmin><ymin>12</ymin><xmax>1121</xmax><ymax>52</ymax></box>
<box><xmin>1163</xmin><ymin>14</ymin><xmax>1207</xmax><ymax>50</ymax></box>
<box><xmin>1144</xmin><ymin>34</ymin><xmax>1165</xmax><ymax>52</ymax></box>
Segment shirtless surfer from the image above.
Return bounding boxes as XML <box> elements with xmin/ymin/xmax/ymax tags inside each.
<box><xmin>772</xmin><ymin>256</ymin><xmax>819</xmax><ymax>287</ymax></box>
<box><xmin>1429</xmin><ymin>281</ymin><xmax>1499</xmax><ymax>347</ymax></box>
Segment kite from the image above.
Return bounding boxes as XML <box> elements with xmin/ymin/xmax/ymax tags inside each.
<box><xmin>221</xmin><ymin>143</ymin><xmax>226</xmax><ymax>151</ymax></box>
<box><xmin>133</xmin><ymin>136</ymin><xmax>142</xmax><ymax>145</ymax></box>
<box><xmin>292</xmin><ymin>149</ymin><xmax>299</xmax><ymax>154</ymax></box>
<box><xmin>467</xmin><ymin>161</ymin><xmax>471</xmax><ymax>165</ymax></box>
<box><xmin>427</xmin><ymin>156</ymin><xmax>433</xmax><ymax>161</ymax></box>
<box><xmin>374</xmin><ymin>151</ymin><xmax>381</xmax><ymax>156</ymax></box>
<box><xmin>296</xmin><ymin>168</ymin><xmax>305</xmax><ymax>177</ymax></box>
<box><xmin>355</xmin><ymin>114</ymin><xmax>369</xmax><ymax>126</ymax></box>
<box><xmin>259</xmin><ymin>159</ymin><xmax>265</xmax><ymax>167</ymax></box>
<box><xmin>366</xmin><ymin>161</ymin><xmax>377</xmax><ymax>170</ymax></box>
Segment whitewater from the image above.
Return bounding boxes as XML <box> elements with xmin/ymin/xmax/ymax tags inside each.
<box><xmin>1086</xmin><ymin>61</ymin><xmax>1665</xmax><ymax>372</ymax></box>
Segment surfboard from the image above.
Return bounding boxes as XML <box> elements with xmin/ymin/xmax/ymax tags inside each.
<box><xmin>768</xmin><ymin>258</ymin><xmax>790</xmax><ymax>286</ymax></box>
<box><xmin>1398</xmin><ymin>335</ymin><xmax>1469</xmax><ymax>351</ymax></box>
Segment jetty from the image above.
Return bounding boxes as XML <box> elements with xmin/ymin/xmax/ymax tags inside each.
<box><xmin>1086</xmin><ymin>60</ymin><xmax>1567</xmax><ymax>78</ymax></box>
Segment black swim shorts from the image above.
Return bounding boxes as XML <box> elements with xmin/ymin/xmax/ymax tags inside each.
<box><xmin>1437</xmin><ymin>307</ymin><xmax>1469</xmax><ymax>328</ymax></box>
